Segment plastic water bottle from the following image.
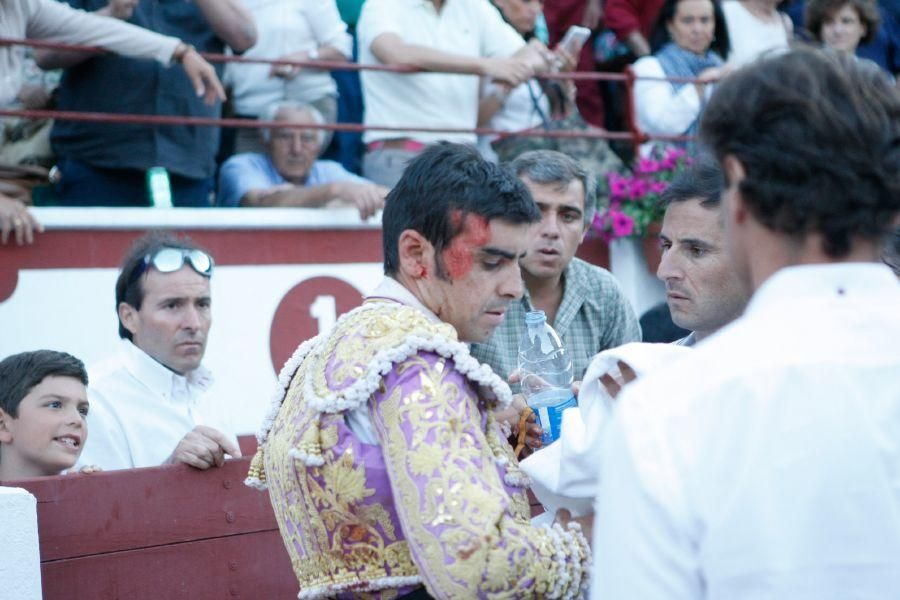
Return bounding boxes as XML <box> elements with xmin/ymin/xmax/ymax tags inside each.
<box><xmin>517</xmin><ymin>310</ymin><xmax>578</xmax><ymax>445</ymax></box>
<box><xmin>147</xmin><ymin>166</ymin><xmax>173</xmax><ymax>208</ymax></box>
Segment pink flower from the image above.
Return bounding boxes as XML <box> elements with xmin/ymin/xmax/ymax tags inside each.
<box><xmin>636</xmin><ymin>158</ymin><xmax>661</xmax><ymax>174</ymax></box>
<box><xmin>650</xmin><ymin>181</ymin><xmax>668</xmax><ymax>194</ymax></box>
<box><xmin>629</xmin><ymin>178</ymin><xmax>649</xmax><ymax>200</ymax></box>
<box><xmin>607</xmin><ymin>173</ymin><xmax>628</xmax><ymax>200</ymax></box>
<box><xmin>610</xmin><ymin>210</ymin><xmax>635</xmax><ymax>237</ymax></box>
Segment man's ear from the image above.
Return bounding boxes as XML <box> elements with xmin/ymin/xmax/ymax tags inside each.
<box><xmin>118</xmin><ymin>302</ymin><xmax>139</xmax><ymax>339</ymax></box>
<box><xmin>397</xmin><ymin>229</ymin><xmax>436</xmax><ymax>279</ymax></box>
<box><xmin>0</xmin><ymin>409</ymin><xmax>14</xmax><ymax>444</ymax></box>
<box><xmin>722</xmin><ymin>154</ymin><xmax>749</xmax><ymax>226</ymax></box>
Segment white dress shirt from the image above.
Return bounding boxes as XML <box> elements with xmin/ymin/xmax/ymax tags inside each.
<box><xmin>591</xmin><ymin>263</ymin><xmax>900</xmax><ymax>599</ymax></box>
<box><xmin>77</xmin><ymin>340</ymin><xmax>237</xmax><ymax>470</ymax></box>
<box><xmin>358</xmin><ymin>0</ymin><xmax>524</xmax><ymax>144</ymax></box>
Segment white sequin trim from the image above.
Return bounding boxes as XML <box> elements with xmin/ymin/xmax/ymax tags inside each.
<box><xmin>288</xmin><ymin>447</ymin><xmax>325</xmax><ymax>467</ymax></box>
<box><xmin>296</xmin><ymin>575</ymin><xmax>424</xmax><ymax>599</ymax></box>
<box><xmin>254</xmin><ymin>302</ymin><xmax>512</xmax><ymax>446</ymax></box>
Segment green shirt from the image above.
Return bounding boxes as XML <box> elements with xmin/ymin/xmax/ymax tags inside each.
<box><xmin>471</xmin><ymin>258</ymin><xmax>641</xmax><ymax>389</ymax></box>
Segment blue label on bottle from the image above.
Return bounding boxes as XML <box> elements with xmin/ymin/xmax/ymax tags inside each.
<box><xmin>528</xmin><ymin>389</ymin><xmax>578</xmax><ymax>445</ymax></box>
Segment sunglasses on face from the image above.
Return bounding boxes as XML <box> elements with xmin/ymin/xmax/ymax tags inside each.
<box><xmin>127</xmin><ymin>247</ymin><xmax>215</xmax><ymax>286</ymax></box>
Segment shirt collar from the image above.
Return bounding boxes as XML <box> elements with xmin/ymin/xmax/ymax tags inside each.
<box><xmin>367</xmin><ymin>276</ymin><xmax>443</xmax><ymax>325</ymax></box>
<box><xmin>120</xmin><ymin>339</ymin><xmax>213</xmax><ymax>401</ymax></box>
<box><xmin>746</xmin><ymin>263</ymin><xmax>900</xmax><ymax>316</ymax></box>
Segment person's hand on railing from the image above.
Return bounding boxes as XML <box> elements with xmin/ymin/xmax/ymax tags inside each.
<box><xmin>173</xmin><ymin>42</ymin><xmax>226</xmax><ymax>105</ymax></box>
<box><xmin>0</xmin><ymin>192</ymin><xmax>42</xmax><ymax>246</ymax></box>
<box><xmin>165</xmin><ymin>425</ymin><xmax>241</xmax><ymax>469</ymax></box>
<box><xmin>693</xmin><ymin>64</ymin><xmax>734</xmax><ymax>98</ymax></box>
<box><xmin>329</xmin><ymin>182</ymin><xmax>388</xmax><ymax>221</ymax></box>
<box><xmin>481</xmin><ymin>56</ymin><xmax>534</xmax><ymax>87</ymax></box>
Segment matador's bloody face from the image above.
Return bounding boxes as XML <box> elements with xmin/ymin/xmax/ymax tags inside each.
<box><xmin>427</xmin><ymin>214</ymin><xmax>530</xmax><ymax>343</ymax></box>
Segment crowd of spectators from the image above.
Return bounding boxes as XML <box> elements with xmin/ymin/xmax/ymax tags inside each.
<box><xmin>1</xmin><ymin>0</ymin><xmax>898</xmax><ymax>242</ymax></box>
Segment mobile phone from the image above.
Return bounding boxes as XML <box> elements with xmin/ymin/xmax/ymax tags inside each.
<box><xmin>558</xmin><ymin>25</ymin><xmax>592</xmax><ymax>56</ymax></box>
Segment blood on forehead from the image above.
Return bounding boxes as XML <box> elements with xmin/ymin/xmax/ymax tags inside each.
<box><xmin>442</xmin><ymin>212</ymin><xmax>491</xmax><ymax>280</ymax></box>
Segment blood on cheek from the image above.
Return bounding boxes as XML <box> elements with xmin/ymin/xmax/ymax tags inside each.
<box><xmin>443</xmin><ymin>214</ymin><xmax>491</xmax><ymax>280</ymax></box>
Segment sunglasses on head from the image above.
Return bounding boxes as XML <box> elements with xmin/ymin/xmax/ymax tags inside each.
<box><xmin>127</xmin><ymin>247</ymin><xmax>215</xmax><ymax>286</ymax></box>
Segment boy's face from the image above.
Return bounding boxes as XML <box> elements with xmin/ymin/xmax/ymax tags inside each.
<box><xmin>0</xmin><ymin>376</ymin><xmax>89</xmax><ymax>478</ymax></box>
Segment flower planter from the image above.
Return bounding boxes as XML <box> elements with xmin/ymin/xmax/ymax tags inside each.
<box><xmin>640</xmin><ymin>222</ymin><xmax>663</xmax><ymax>275</ymax></box>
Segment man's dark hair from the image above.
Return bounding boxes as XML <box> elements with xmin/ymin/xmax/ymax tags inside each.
<box><xmin>382</xmin><ymin>143</ymin><xmax>541</xmax><ymax>277</ymax></box>
<box><xmin>805</xmin><ymin>0</ymin><xmax>881</xmax><ymax>45</ymax></box>
<box><xmin>115</xmin><ymin>231</ymin><xmax>210</xmax><ymax>340</ymax></box>
<box><xmin>700</xmin><ymin>48</ymin><xmax>900</xmax><ymax>257</ymax></box>
<box><xmin>0</xmin><ymin>351</ymin><xmax>87</xmax><ymax>419</ymax></box>
<box><xmin>510</xmin><ymin>150</ymin><xmax>597</xmax><ymax>225</ymax></box>
<box><xmin>650</xmin><ymin>0</ymin><xmax>731</xmax><ymax>58</ymax></box>
<box><xmin>662</xmin><ymin>154</ymin><xmax>725</xmax><ymax>209</ymax></box>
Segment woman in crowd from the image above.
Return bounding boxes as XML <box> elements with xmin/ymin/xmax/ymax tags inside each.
<box><xmin>632</xmin><ymin>0</ymin><xmax>731</xmax><ymax>152</ymax></box>
<box><xmin>224</xmin><ymin>0</ymin><xmax>352</xmax><ymax>154</ymax></box>
<box><xmin>805</xmin><ymin>0</ymin><xmax>881</xmax><ymax>55</ymax></box>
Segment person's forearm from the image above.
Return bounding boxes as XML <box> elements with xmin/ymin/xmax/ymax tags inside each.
<box><xmin>625</xmin><ymin>31</ymin><xmax>651</xmax><ymax>57</ymax></box>
<box><xmin>314</xmin><ymin>45</ymin><xmax>348</xmax><ymax>63</ymax></box>
<box><xmin>372</xmin><ymin>35</ymin><xmax>487</xmax><ymax>75</ymax></box>
<box><xmin>33</xmin><ymin>3</ymin><xmax>120</xmax><ymax>69</ymax></box>
<box><xmin>241</xmin><ymin>184</ymin><xmax>337</xmax><ymax>208</ymax></box>
<box><xmin>192</xmin><ymin>0</ymin><xmax>256</xmax><ymax>53</ymax></box>
<box><xmin>478</xmin><ymin>87</ymin><xmax>510</xmax><ymax>126</ymax></box>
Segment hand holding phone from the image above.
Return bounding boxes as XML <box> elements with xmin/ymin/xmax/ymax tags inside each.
<box><xmin>558</xmin><ymin>25</ymin><xmax>592</xmax><ymax>57</ymax></box>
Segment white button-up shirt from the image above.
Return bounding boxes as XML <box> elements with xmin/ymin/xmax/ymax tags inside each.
<box><xmin>78</xmin><ymin>340</ymin><xmax>237</xmax><ymax>470</ymax></box>
<box><xmin>358</xmin><ymin>0</ymin><xmax>524</xmax><ymax>145</ymax></box>
<box><xmin>591</xmin><ymin>263</ymin><xmax>900</xmax><ymax>599</ymax></box>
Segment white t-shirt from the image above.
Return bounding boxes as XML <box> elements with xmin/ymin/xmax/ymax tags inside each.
<box><xmin>723</xmin><ymin>0</ymin><xmax>790</xmax><ymax>66</ymax></box>
<box><xmin>358</xmin><ymin>0</ymin><xmax>524</xmax><ymax>144</ymax></box>
<box><xmin>224</xmin><ymin>0</ymin><xmax>352</xmax><ymax>116</ymax></box>
<box><xmin>77</xmin><ymin>340</ymin><xmax>238</xmax><ymax>470</ymax></box>
<box><xmin>591</xmin><ymin>263</ymin><xmax>900</xmax><ymax>599</ymax></box>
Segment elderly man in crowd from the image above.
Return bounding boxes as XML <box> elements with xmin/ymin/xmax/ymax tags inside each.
<box><xmin>357</xmin><ymin>0</ymin><xmax>550</xmax><ymax>187</ymax></box>
<box><xmin>217</xmin><ymin>101</ymin><xmax>386</xmax><ymax>219</ymax></box>
<box><xmin>472</xmin><ymin>150</ymin><xmax>640</xmax><ymax>388</ymax></box>
<box><xmin>589</xmin><ymin>49</ymin><xmax>900</xmax><ymax>599</ymax></box>
<box><xmin>248</xmin><ymin>143</ymin><xmax>591</xmax><ymax>598</ymax></box>
<box><xmin>77</xmin><ymin>232</ymin><xmax>239</xmax><ymax>471</ymax></box>
<box><xmin>36</xmin><ymin>0</ymin><xmax>256</xmax><ymax>207</ymax></box>
<box><xmin>657</xmin><ymin>154</ymin><xmax>752</xmax><ymax>346</ymax></box>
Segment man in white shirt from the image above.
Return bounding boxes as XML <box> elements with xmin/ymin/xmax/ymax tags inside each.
<box><xmin>357</xmin><ymin>0</ymin><xmax>547</xmax><ymax>187</ymax></box>
<box><xmin>657</xmin><ymin>155</ymin><xmax>752</xmax><ymax>347</ymax></box>
<box><xmin>588</xmin><ymin>49</ymin><xmax>900</xmax><ymax>599</ymax></box>
<box><xmin>78</xmin><ymin>233</ymin><xmax>240</xmax><ymax>471</ymax></box>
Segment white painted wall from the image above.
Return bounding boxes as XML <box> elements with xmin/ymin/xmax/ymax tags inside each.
<box><xmin>0</xmin><ymin>486</ymin><xmax>42</xmax><ymax>600</ymax></box>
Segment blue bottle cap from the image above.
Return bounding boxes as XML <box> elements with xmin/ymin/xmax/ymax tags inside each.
<box><xmin>524</xmin><ymin>310</ymin><xmax>546</xmax><ymax>325</ymax></box>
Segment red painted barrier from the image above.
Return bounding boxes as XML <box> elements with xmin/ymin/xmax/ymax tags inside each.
<box><xmin>6</xmin><ymin>452</ymin><xmax>297</xmax><ymax>600</ymax></box>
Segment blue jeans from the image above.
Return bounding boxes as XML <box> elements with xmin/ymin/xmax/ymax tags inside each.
<box><xmin>55</xmin><ymin>157</ymin><xmax>213</xmax><ymax>207</ymax></box>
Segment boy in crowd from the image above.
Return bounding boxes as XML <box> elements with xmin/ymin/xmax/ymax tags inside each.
<box><xmin>0</xmin><ymin>350</ymin><xmax>92</xmax><ymax>480</ymax></box>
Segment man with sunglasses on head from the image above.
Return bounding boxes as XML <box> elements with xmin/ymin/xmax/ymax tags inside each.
<box><xmin>76</xmin><ymin>232</ymin><xmax>240</xmax><ymax>471</ymax></box>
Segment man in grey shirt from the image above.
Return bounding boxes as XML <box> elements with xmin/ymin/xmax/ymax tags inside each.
<box><xmin>471</xmin><ymin>150</ymin><xmax>640</xmax><ymax>385</ymax></box>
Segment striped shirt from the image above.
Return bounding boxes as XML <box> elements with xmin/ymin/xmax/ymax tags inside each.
<box><xmin>471</xmin><ymin>258</ymin><xmax>641</xmax><ymax>389</ymax></box>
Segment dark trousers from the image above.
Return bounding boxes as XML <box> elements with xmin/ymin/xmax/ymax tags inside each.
<box><xmin>55</xmin><ymin>157</ymin><xmax>213</xmax><ymax>207</ymax></box>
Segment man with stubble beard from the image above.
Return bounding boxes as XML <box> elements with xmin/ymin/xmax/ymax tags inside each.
<box><xmin>76</xmin><ymin>231</ymin><xmax>240</xmax><ymax>471</ymax></box>
<box><xmin>471</xmin><ymin>150</ymin><xmax>640</xmax><ymax>392</ymax></box>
